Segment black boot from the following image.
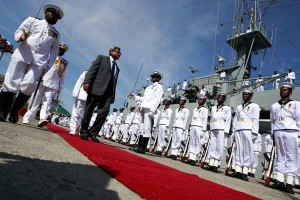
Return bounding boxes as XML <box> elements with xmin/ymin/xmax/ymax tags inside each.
<box><xmin>0</xmin><ymin>92</ymin><xmax>15</xmax><ymax>122</ymax></box>
<box><xmin>9</xmin><ymin>92</ymin><xmax>30</xmax><ymax>123</ymax></box>
<box><xmin>270</xmin><ymin>180</ymin><xmax>286</xmax><ymax>191</ymax></box>
<box><xmin>286</xmin><ymin>184</ymin><xmax>295</xmax><ymax>194</ymax></box>
<box><xmin>241</xmin><ymin>173</ymin><xmax>249</xmax><ymax>181</ymax></box>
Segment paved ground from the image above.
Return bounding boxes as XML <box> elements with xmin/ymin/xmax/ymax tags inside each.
<box><xmin>0</xmin><ymin>119</ymin><xmax>299</xmax><ymax>200</ymax></box>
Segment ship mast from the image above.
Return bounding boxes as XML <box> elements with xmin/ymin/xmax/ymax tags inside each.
<box><xmin>224</xmin><ymin>0</ymin><xmax>276</xmax><ymax>93</ymax></box>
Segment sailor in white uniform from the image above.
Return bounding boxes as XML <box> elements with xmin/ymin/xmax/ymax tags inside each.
<box><xmin>270</xmin><ymin>82</ymin><xmax>300</xmax><ymax>194</ymax></box>
<box><xmin>272</xmin><ymin>71</ymin><xmax>280</xmax><ymax>89</ymax></box>
<box><xmin>230</xmin><ymin>89</ymin><xmax>260</xmax><ymax>181</ymax></box>
<box><xmin>22</xmin><ymin>42</ymin><xmax>69</xmax><ymax>127</ymax></box>
<box><xmin>0</xmin><ymin>4</ymin><xmax>63</xmax><ymax>123</ymax></box>
<box><xmin>121</xmin><ymin>106</ymin><xmax>135</xmax><ymax>144</ymax></box>
<box><xmin>111</xmin><ymin>107</ymin><xmax>124</xmax><ymax>141</ymax></box>
<box><xmin>168</xmin><ymin>96</ymin><xmax>190</xmax><ymax>160</ymax></box>
<box><xmin>186</xmin><ymin>95</ymin><xmax>208</xmax><ymax>166</ymax></box>
<box><xmin>209</xmin><ymin>93</ymin><xmax>231</xmax><ymax>173</ymax></box>
<box><xmin>256</xmin><ymin>75</ymin><xmax>264</xmax><ymax>91</ymax></box>
<box><xmin>154</xmin><ymin>98</ymin><xmax>173</xmax><ymax>155</ymax></box>
<box><xmin>104</xmin><ymin>108</ymin><xmax>118</xmax><ymax>138</ymax></box>
<box><xmin>285</xmin><ymin>68</ymin><xmax>296</xmax><ymax>84</ymax></box>
<box><xmin>129</xmin><ymin>70</ymin><xmax>164</xmax><ymax>154</ymax></box>
<box><xmin>68</xmin><ymin>70</ymin><xmax>88</xmax><ymax>135</ymax></box>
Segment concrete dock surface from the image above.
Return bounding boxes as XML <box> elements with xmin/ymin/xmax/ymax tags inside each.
<box><xmin>0</xmin><ymin>120</ymin><xmax>299</xmax><ymax>200</ymax></box>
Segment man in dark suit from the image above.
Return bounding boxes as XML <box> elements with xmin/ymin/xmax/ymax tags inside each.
<box><xmin>80</xmin><ymin>46</ymin><xmax>121</xmax><ymax>142</ymax></box>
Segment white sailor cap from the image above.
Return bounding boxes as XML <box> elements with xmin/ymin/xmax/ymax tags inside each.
<box><xmin>279</xmin><ymin>82</ymin><xmax>295</xmax><ymax>90</ymax></box>
<box><xmin>242</xmin><ymin>88</ymin><xmax>254</xmax><ymax>95</ymax></box>
<box><xmin>43</xmin><ymin>4</ymin><xmax>64</xmax><ymax>19</ymax></box>
<box><xmin>179</xmin><ymin>96</ymin><xmax>187</xmax><ymax>101</ymax></box>
<box><xmin>218</xmin><ymin>57</ymin><xmax>225</xmax><ymax>62</ymax></box>
<box><xmin>197</xmin><ymin>94</ymin><xmax>207</xmax><ymax>100</ymax></box>
<box><xmin>217</xmin><ymin>92</ymin><xmax>227</xmax><ymax>97</ymax></box>
<box><xmin>164</xmin><ymin>97</ymin><xmax>171</xmax><ymax>102</ymax></box>
<box><xmin>59</xmin><ymin>42</ymin><xmax>69</xmax><ymax>51</ymax></box>
<box><xmin>150</xmin><ymin>70</ymin><xmax>163</xmax><ymax>79</ymax></box>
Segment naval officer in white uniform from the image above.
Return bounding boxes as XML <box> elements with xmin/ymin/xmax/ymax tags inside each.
<box><xmin>22</xmin><ymin>42</ymin><xmax>68</xmax><ymax>127</ymax></box>
<box><xmin>270</xmin><ymin>83</ymin><xmax>300</xmax><ymax>194</ymax></box>
<box><xmin>209</xmin><ymin>93</ymin><xmax>231</xmax><ymax>172</ymax></box>
<box><xmin>129</xmin><ymin>70</ymin><xmax>164</xmax><ymax>154</ymax></box>
<box><xmin>230</xmin><ymin>89</ymin><xmax>260</xmax><ymax>181</ymax></box>
<box><xmin>0</xmin><ymin>4</ymin><xmax>63</xmax><ymax>123</ymax></box>
<box><xmin>68</xmin><ymin>70</ymin><xmax>88</xmax><ymax>135</ymax></box>
<box><xmin>154</xmin><ymin>98</ymin><xmax>173</xmax><ymax>155</ymax></box>
<box><xmin>168</xmin><ymin>96</ymin><xmax>190</xmax><ymax>160</ymax></box>
<box><xmin>186</xmin><ymin>95</ymin><xmax>208</xmax><ymax>166</ymax></box>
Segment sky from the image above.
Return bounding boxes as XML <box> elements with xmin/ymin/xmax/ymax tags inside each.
<box><xmin>0</xmin><ymin>0</ymin><xmax>300</xmax><ymax>112</ymax></box>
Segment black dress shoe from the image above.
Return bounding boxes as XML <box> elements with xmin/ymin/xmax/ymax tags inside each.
<box><xmin>207</xmin><ymin>166</ymin><xmax>214</xmax><ymax>171</ymax></box>
<box><xmin>230</xmin><ymin>172</ymin><xmax>242</xmax><ymax>179</ymax></box>
<box><xmin>88</xmin><ymin>132</ymin><xmax>99</xmax><ymax>143</ymax></box>
<box><xmin>167</xmin><ymin>154</ymin><xmax>174</xmax><ymax>159</ymax></box>
<box><xmin>212</xmin><ymin>166</ymin><xmax>218</xmax><ymax>173</ymax></box>
<box><xmin>136</xmin><ymin>147</ymin><xmax>145</xmax><ymax>154</ymax></box>
<box><xmin>270</xmin><ymin>181</ymin><xmax>286</xmax><ymax>191</ymax></box>
<box><xmin>80</xmin><ymin>134</ymin><xmax>88</xmax><ymax>140</ymax></box>
<box><xmin>0</xmin><ymin>112</ymin><xmax>7</xmax><ymax>122</ymax></box>
<box><xmin>294</xmin><ymin>184</ymin><xmax>300</xmax><ymax>189</ymax></box>
<box><xmin>241</xmin><ymin>174</ymin><xmax>249</xmax><ymax>181</ymax></box>
<box><xmin>154</xmin><ymin>151</ymin><xmax>162</xmax><ymax>155</ymax></box>
<box><xmin>286</xmin><ymin>184</ymin><xmax>295</xmax><ymax>194</ymax></box>
<box><xmin>185</xmin><ymin>159</ymin><xmax>192</xmax><ymax>164</ymax></box>
<box><xmin>129</xmin><ymin>146</ymin><xmax>138</xmax><ymax>151</ymax></box>
<box><xmin>172</xmin><ymin>155</ymin><xmax>177</xmax><ymax>160</ymax></box>
<box><xmin>8</xmin><ymin>116</ymin><xmax>18</xmax><ymax>123</ymax></box>
<box><xmin>189</xmin><ymin>160</ymin><xmax>196</xmax><ymax>166</ymax></box>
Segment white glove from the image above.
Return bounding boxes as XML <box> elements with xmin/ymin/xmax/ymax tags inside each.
<box><xmin>251</xmin><ymin>133</ymin><xmax>257</xmax><ymax>140</ymax></box>
<box><xmin>148</xmin><ymin>111</ymin><xmax>154</xmax><ymax>119</ymax></box>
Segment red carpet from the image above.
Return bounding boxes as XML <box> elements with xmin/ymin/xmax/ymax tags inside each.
<box><xmin>46</xmin><ymin>123</ymin><xmax>259</xmax><ymax>200</ymax></box>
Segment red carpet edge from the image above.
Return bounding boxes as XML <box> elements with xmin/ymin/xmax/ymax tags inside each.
<box><xmin>46</xmin><ymin>123</ymin><xmax>260</xmax><ymax>200</ymax></box>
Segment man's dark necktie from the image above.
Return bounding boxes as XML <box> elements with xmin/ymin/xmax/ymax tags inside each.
<box><xmin>110</xmin><ymin>60</ymin><xmax>116</xmax><ymax>85</ymax></box>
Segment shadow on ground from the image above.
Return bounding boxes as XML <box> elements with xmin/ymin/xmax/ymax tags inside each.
<box><xmin>0</xmin><ymin>152</ymin><xmax>120</xmax><ymax>200</ymax></box>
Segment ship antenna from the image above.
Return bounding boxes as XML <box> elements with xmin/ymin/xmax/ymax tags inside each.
<box><xmin>208</xmin><ymin>1</ymin><xmax>220</xmax><ymax>85</ymax></box>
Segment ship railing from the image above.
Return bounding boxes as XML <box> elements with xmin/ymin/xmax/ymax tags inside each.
<box><xmin>226</xmin><ymin>73</ymin><xmax>288</xmax><ymax>97</ymax></box>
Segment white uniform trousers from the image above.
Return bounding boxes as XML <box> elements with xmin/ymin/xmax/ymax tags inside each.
<box><xmin>234</xmin><ymin>130</ymin><xmax>253</xmax><ymax>173</ymax></box>
<box><xmin>99</xmin><ymin>122</ymin><xmax>106</xmax><ymax>136</ymax></box>
<box><xmin>112</xmin><ymin>124</ymin><xmax>121</xmax><ymax>140</ymax></box>
<box><xmin>69</xmin><ymin>99</ymin><xmax>86</xmax><ymax>134</ymax></box>
<box><xmin>3</xmin><ymin>58</ymin><xmax>43</xmax><ymax>95</ymax></box>
<box><xmin>23</xmin><ymin>85</ymin><xmax>56</xmax><ymax>123</ymax></box>
<box><xmin>250</xmin><ymin>152</ymin><xmax>259</xmax><ymax>174</ymax></box>
<box><xmin>188</xmin><ymin>126</ymin><xmax>203</xmax><ymax>155</ymax></box>
<box><xmin>129</xmin><ymin>124</ymin><xmax>140</xmax><ymax>144</ymax></box>
<box><xmin>122</xmin><ymin>124</ymin><xmax>130</xmax><ymax>139</ymax></box>
<box><xmin>140</xmin><ymin>107</ymin><xmax>152</xmax><ymax>138</ymax></box>
<box><xmin>157</xmin><ymin>125</ymin><xmax>168</xmax><ymax>149</ymax></box>
<box><xmin>209</xmin><ymin>130</ymin><xmax>225</xmax><ymax>166</ymax></box>
<box><xmin>171</xmin><ymin>127</ymin><xmax>184</xmax><ymax>151</ymax></box>
<box><xmin>104</xmin><ymin>124</ymin><xmax>113</xmax><ymax>138</ymax></box>
<box><xmin>273</xmin><ymin>130</ymin><xmax>299</xmax><ymax>180</ymax></box>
